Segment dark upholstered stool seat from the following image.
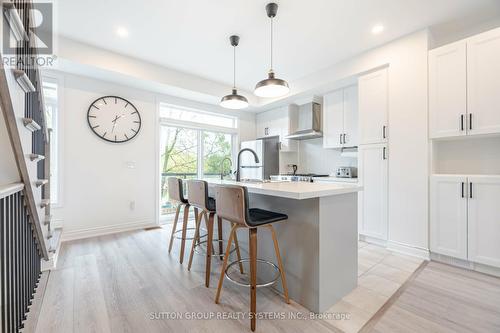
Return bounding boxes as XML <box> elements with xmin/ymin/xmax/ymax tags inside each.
<box><xmin>247</xmin><ymin>208</ymin><xmax>288</xmax><ymax>227</ymax></box>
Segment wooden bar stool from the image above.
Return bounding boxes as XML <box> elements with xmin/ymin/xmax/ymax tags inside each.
<box><xmin>214</xmin><ymin>185</ymin><xmax>289</xmax><ymax>332</ymax></box>
<box><xmin>186</xmin><ymin>180</ymin><xmax>243</xmax><ymax>287</ymax></box>
<box><xmin>167</xmin><ymin>177</ymin><xmax>203</xmax><ymax>264</ymax></box>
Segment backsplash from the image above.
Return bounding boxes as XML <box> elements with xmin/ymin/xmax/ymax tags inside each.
<box><xmin>296</xmin><ymin>138</ymin><xmax>357</xmax><ymax>175</ymax></box>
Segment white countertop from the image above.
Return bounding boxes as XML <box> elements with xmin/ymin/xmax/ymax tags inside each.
<box><xmin>206</xmin><ymin>179</ymin><xmax>362</xmax><ymax>200</ymax></box>
<box><xmin>313</xmin><ymin>177</ymin><xmax>358</xmax><ymax>183</ymax></box>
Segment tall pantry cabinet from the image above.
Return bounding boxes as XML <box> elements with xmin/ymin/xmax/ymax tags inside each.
<box><xmin>357</xmin><ymin>68</ymin><xmax>389</xmax><ymax>242</ymax></box>
<box><xmin>429</xmin><ymin>27</ymin><xmax>500</xmax><ymax>270</ymax></box>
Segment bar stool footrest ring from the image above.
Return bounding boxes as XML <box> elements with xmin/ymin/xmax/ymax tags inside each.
<box><xmin>225</xmin><ymin>258</ymin><xmax>280</xmax><ymax>288</ymax></box>
<box><xmin>173</xmin><ymin>228</ymin><xmax>207</xmax><ymax>241</ymax></box>
<box><xmin>193</xmin><ymin>238</ymin><xmax>236</xmax><ymax>257</ymax></box>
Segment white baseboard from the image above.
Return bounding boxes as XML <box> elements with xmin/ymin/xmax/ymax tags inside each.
<box><xmin>359</xmin><ymin>234</ymin><xmax>387</xmax><ymax>247</ymax></box>
<box><xmin>359</xmin><ymin>235</ymin><xmax>430</xmax><ymax>260</ymax></box>
<box><xmin>61</xmin><ymin>219</ymin><xmax>157</xmax><ymax>242</ymax></box>
<box><xmin>387</xmin><ymin>240</ymin><xmax>430</xmax><ymax>260</ymax></box>
<box><xmin>430</xmin><ymin>252</ymin><xmax>500</xmax><ymax>278</ymax></box>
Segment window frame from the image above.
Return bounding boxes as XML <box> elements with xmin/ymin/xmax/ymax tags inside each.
<box><xmin>41</xmin><ymin>73</ymin><xmax>64</xmax><ymax>208</ymax></box>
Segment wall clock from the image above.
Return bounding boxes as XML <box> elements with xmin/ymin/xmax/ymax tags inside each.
<box><xmin>87</xmin><ymin>96</ymin><xmax>141</xmax><ymax>143</ymax></box>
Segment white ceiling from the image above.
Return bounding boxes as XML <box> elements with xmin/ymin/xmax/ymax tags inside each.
<box><xmin>54</xmin><ymin>0</ymin><xmax>500</xmax><ymax>92</ymax></box>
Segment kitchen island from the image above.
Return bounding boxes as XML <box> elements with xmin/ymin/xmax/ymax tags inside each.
<box><xmin>206</xmin><ymin>180</ymin><xmax>362</xmax><ymax>313</ymax></box>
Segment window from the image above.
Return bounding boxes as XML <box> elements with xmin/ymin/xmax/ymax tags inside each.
<box><xmin>158</xmin><ymin>103</ymin><xmax>237</xmax><ymax>218</ymax></box>
<box><xmin>41</xmin><ymin>78</ymin><xmax>59</xmax><ymax>205</ymax></box>
<box><xmin>203</xmin><ymin>131</ymin><xmax>232</xmax><ymax>179</ymax></box>
<box><xmin>160</xmin><ymin>103</ymin><xmax>237</xmax><ymax>129</ymax></box>
<box><xmin>159</xmin><ymin>126</ymin><xmax>234</xmax><ymax>217</ymax></box>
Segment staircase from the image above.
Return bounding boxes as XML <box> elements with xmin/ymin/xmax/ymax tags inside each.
<box><xmin>1</xmin><ymin>1</ymin><xmax>62</xmax><ymax>331</ymax></box>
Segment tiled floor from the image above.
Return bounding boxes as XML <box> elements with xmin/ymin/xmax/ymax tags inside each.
<box><xmin>325</xmin><ymin>241</ymin><xmax>424</xmax><ymax>333</ymax></box>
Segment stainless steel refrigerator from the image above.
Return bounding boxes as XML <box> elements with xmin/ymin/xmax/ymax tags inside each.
<box><xmin>240</xmin><ymin>136</ymin><xmax>279</xmax><ymax>181</ymax></box>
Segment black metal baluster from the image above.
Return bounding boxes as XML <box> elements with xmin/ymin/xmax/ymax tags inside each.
<box><xmin>14</xmin><ymin>192</ymin><xmax>19</xmax><ymax>331</ymax></box>
<box><xmin>7</xmin><ymin>195</ymin><xmax>12</xmax><ymax>332</ymax></box>
<box><xmin>1</xmin><ymin>197</ymin><xmax>5</xmax><ymax>333</ymax></box>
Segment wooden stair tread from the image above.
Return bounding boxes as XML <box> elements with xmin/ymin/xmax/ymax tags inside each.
<box><xmin>48</xmin><ymin>228</ymin><xmax>62</xmax><ymax>253</ymax></box>
<box><xmin>35</xmin><ymin>179</ymin><xmax>48</xmax><ymax>187</ymax></box>
<box><xmin>29</xmin><ymin>154</ymin><xmax>45</xmax><ymax>162</ymax></box>
<box><xmin>22</xmin><ymin>118</ymin><xmax>41</xmax><ymax>132</ymax></box>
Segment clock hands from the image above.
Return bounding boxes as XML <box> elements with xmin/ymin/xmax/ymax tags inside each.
<box><xmin>111</xmin><ymin>115</ymin><xmax>119</xmax><ymax>133</ymax></box>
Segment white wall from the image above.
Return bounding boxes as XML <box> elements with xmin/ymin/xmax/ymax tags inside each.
<box><xmin>50</xmin><ymin>72</ymin><xmax>255</xmax><ymax>240</ymax></box>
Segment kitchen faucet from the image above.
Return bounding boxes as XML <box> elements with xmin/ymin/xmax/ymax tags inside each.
<box><xmin>220</xmin><ymin>156</ymin><xmax>232</xmax><ymax>180</ymax></box>
<box><xmin>236</xmin><ymin>148</ymin><xmax>260</xmax><ymax>182</ymax></box>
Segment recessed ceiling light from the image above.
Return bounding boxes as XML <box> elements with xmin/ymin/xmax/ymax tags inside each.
<box><xmin>116</xmin><ymin>26</ymin><xmax>129</xmax><ymax>38</ymax></box>
<box><xmin>371</xmin><ymin>24</ymin><xmax>384</xmax><ymax>35</ymax></box>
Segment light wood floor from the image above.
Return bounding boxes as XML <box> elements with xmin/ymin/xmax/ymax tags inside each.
<box><xmin>35</xmin><ymin>226</ymin><xmax>500</xmax><ymax>333</ymax></box>
<box><xmin>35</xmin><ymin>226</ymin><xmax>338</xmax><ymax>333</ymax></box>
<box><xmin>367</xmin><ymin>261</ymin><xmax>500</xmax><ymax>333</ymax></box>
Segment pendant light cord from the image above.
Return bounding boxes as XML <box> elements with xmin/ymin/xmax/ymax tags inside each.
<box><xmin>233</xmin><ymin>45</ymin><xmax>236</xmax><ymax>89</ymax></box>
<box><xmin>270</xmin><ymin>17</ymin><xmax>274</xmax><ymax>71</ymax></box>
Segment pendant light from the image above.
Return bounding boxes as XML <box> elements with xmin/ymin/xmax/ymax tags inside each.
<box><xmin>254</xmin><ymin>3</ymin><xmax>289</xmax><ymax>98</ymax></box>
<box><xmin>220</xmin><ymin>35</ymin><xmax>249</xmax><ymax>109</ymax></box>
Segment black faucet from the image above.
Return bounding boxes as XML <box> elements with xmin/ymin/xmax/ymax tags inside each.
<box><xmin>236</xmin><ymin>148</ymin><xmax>260</xmax><ymax>182</ymax></box>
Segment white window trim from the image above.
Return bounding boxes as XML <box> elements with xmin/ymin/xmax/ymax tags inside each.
<box><xmin>41</xmin><ymin>72</ymin><xmax>65</xmax><ymax>209</ymax></box>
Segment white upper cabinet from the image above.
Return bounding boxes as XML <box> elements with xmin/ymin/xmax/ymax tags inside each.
<box><xmin>429</xmin><ymin>27</ymin><xmax>500</xmax><ymax>139</ymax></box>
<box><xmin>255</xmin><ymin>105</ymin><xmax>298</xmax><ymax>152</ymax></box>
<box><xmin>467</xmin><ymin>176</ymin><xmax>500</xmax><ymax>267</ymax></box>
<box><xmin>429</xmin><ymin>41</ymin><xmax>467</xmax><ymax>138</ymax></box>
<box><xmin>323</xmin><ymin>85</ymin><xmax>358</xmax><ymax>149</ymax></box>
<box><xmin>430</xmin><ymin>175</ymin><xmax>468</xmax><ymax>260</ymax></box>
<box><xmin>467</xmin><ymin>28</ymin><xmax>500</xmax><ymax>136</ymax></box>
<box><xmin>323</xmin><ymin>89</ymin><xmax>344</xmax><ymax>148</ymax></box>
<box><xmin>358</xmin><ymin>143</ymin><xmax>388</xmax><ymax>241</ymax></box>
<box><xmin>358</xmin><ymin>68</ymin><xmax>388</xmax><ymax>145</ymax></box>
<box><xmin>343</xmin><ymin>85</ymin><xmax>359</xmax><ymax>147</ymax></box>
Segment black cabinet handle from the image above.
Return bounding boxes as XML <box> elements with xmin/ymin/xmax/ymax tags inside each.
<box><xmin>383</xmin><ymin>147</ymin><xmax>387</xmax><ymax>160</ymax></box>
<box><xmin>460</xmin><ymin>115</ymin><xmax>464</xmax><ymax>131</ymax></box>
<box><xmin>340</xmin><ymin>134</ymin><xmax>342</xmax><ymax>145</ymax></box>
<box><xmin>383</xmin><ymin>126</ymin><xmax>387</xmax><ymax>139</ymax></box>
<box><xmin>343</xmin><ymin>134</ymin><xmax>346</xmax><ymax>144</ymax></box>
<box><xmin>469</xmin><ymin>182</ymin><xmax>473</xmax><ymax>198</ymax></box>
<box><xmin>469</xmin><ymin>114</ymin><xmax>472</xmax><ymax>130</ymax></box>
<box><xmin>461</xmin><ymin>182</ymin><xmax>465</xmax><ymax>198</ymax></box>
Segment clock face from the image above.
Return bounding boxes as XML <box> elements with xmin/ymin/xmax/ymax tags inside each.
<box><xmin>87</xmin><ymin>96</ymin><xmax>141</xmax><ymax>143</ymax></box>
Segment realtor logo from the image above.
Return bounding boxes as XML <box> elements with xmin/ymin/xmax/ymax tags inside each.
<box><xmin>2</xmin><ymin>1</ymin><xmax>53</xmax><ymax>55</ymax></box>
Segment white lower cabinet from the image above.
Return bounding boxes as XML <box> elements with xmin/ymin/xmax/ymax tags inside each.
<box><xmin>430</xmin><ymin>176</ymin><xmax>468</xmax><ymax>259</ymax></box>
<box><xmin>467</xmin><ymin>176</ymin><xmax>500</xmax><ymax>267</ymax></box>
<box><xmin>358</xmin><ymin>144</ymin><xmax>388</xmax><ymax>241</ymax></box>
<box><xmin>430</xmin><ymin>175</ymin><xmax>500</xmax><ymax>268</ymax></box>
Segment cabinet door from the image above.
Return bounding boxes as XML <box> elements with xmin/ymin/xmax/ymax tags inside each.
<box><xmin>429</xmin><ymin>41</ymin><xmax>467</xmax><ymax>138</ymax></box>
<box><xmin>358</xmin><ymin>68</ymin><xmax>388</xmax><ymax>144</ymax></box>
<box><xmin>430</xmin><ymin>175</ymin><xmax>468</xmax><ymax>260</ymax></box>
<box><xmin>358</xmin><ymin>144</ymin><xmax>388</xmax><ymax>240</ymax></box>
<box><xmin>468</xmin><ymin>176</ymin><xmax>500</xmax><ymax>267</ymax></box>
<box><xmin>467</xmin><ymin>28</ymin><xmax>500</xmax><ymax>136</ymax></box>
<box><xmin>343</xmin><ymin>85</ymin><xmax>358</xmax><ymax>147</ymax></box>
<box><xmin>256</xmin><ymin>112</ymin><xmax>268</xmax><ymax>138</ymax></box>
<box><xmin>323</xmin><ymin>89</ymin><xmax>344</xmax><ymax>148</ymax></box>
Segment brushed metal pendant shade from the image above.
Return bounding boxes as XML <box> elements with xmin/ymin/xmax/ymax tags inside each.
<box><xmin>254</xmin><ymin>3</ymin><xmax>289</xmax><ymax>98</ymax></box>
<box><xmin>220</xmin><ymin>35</ymin><xmax>249</xmax><ymax>109</ymax></box>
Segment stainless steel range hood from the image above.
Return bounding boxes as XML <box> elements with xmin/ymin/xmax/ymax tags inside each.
<box><xmin>285</xmin><ymin>102</ymin><xmax>322</xmax><ymax>140</ymax></box>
